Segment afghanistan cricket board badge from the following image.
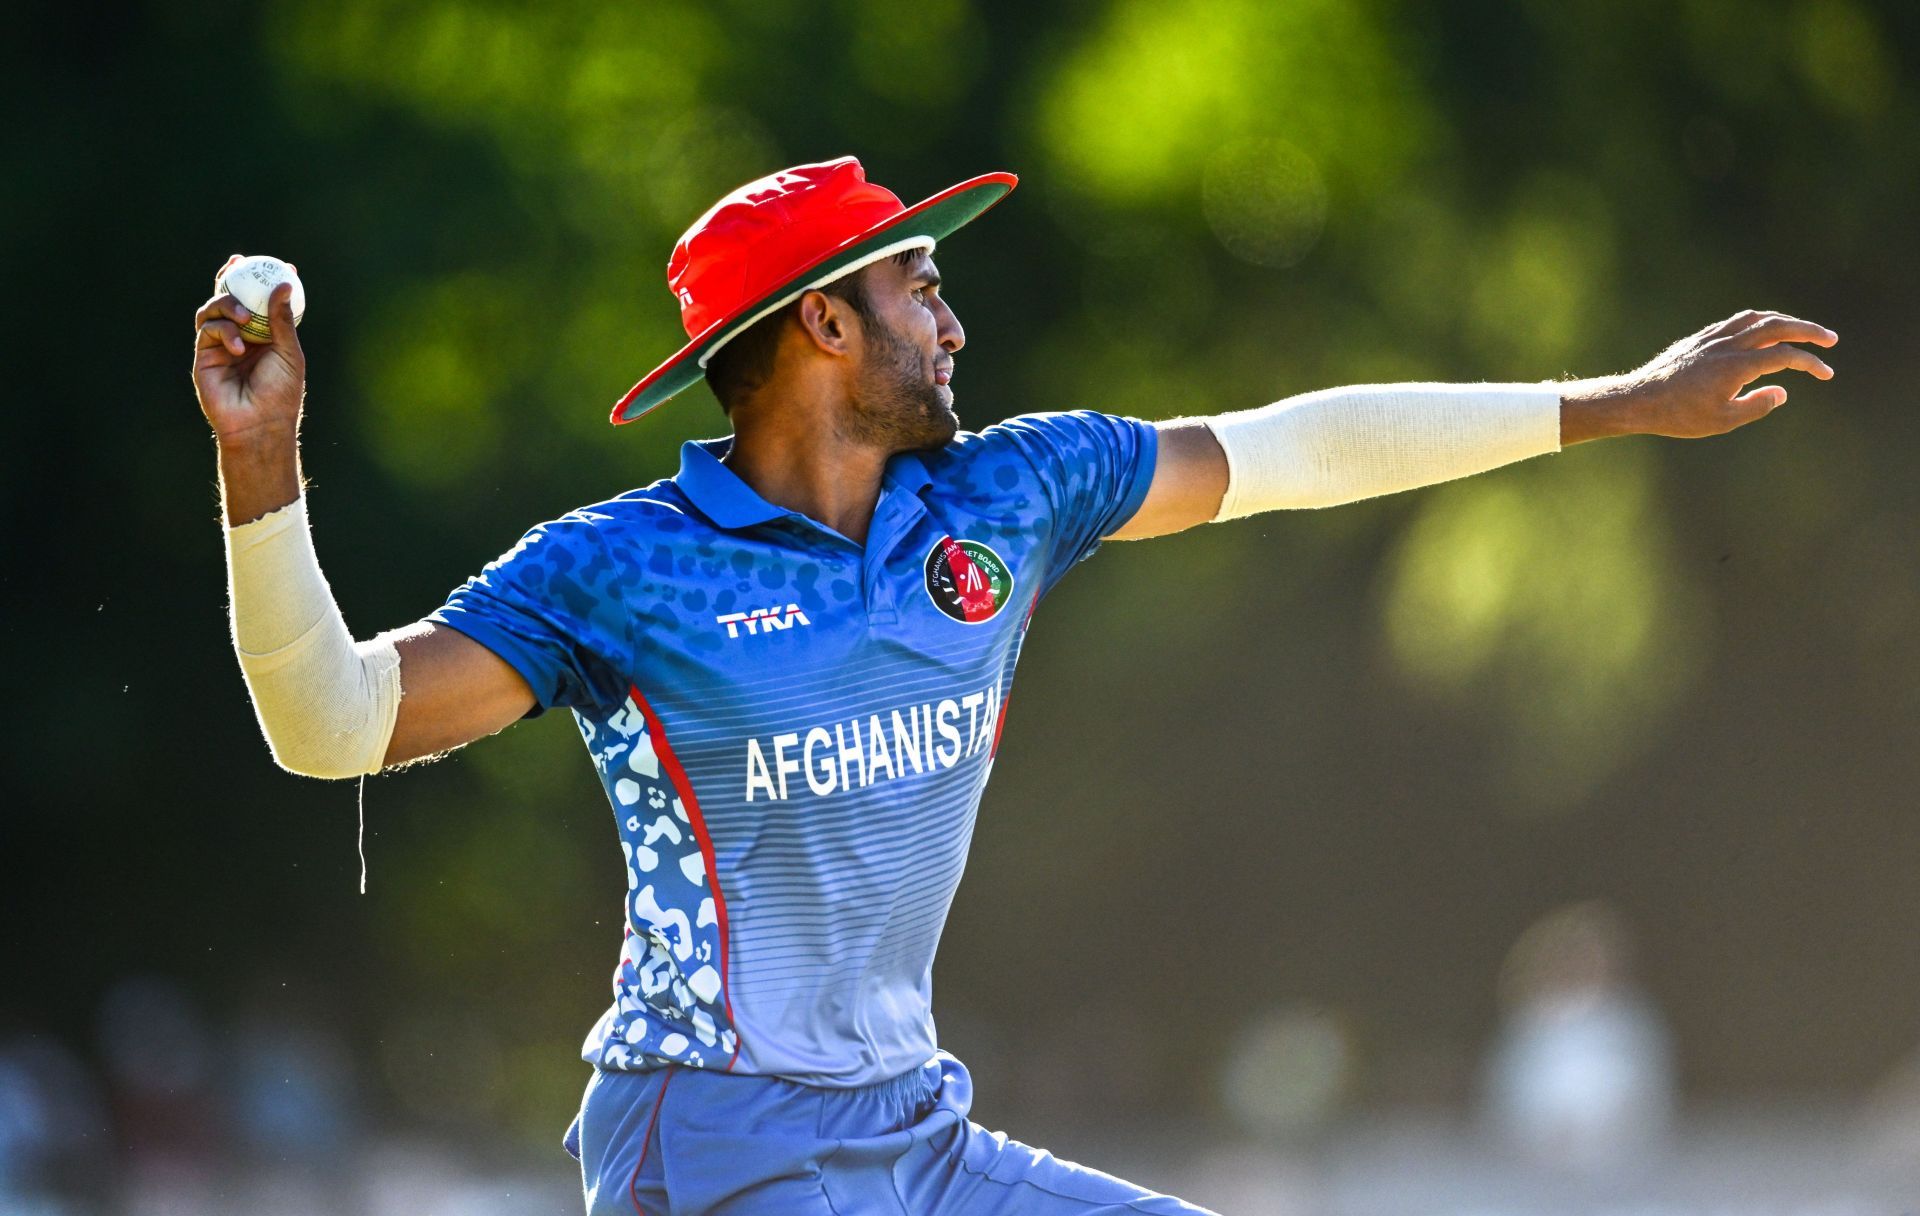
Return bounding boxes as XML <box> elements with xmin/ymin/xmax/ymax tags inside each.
<box><xmin>923</xmin><ymin>535</ymin><xmax>1014</xmax><ymax>624</ymax></box>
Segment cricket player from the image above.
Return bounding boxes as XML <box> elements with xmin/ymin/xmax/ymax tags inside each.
<box><xmin>192</xmin><ymin>158</ymin><xmax>1836</xmax><ymax>1214</ymax></box>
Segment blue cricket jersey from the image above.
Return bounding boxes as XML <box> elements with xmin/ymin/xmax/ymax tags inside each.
<box><xmin>429</xmin><ymin>410</ymin><xmax>1157</xmax><ymax>1087</ymax></box>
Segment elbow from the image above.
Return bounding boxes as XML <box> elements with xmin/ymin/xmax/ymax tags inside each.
<box><xmin>260</xmin><ymin>724</ymin><xmax>387</xmax><ymax>781</ymax></box>
<box><xmin>238</xmin><ymin>632</ymin><xmax>405</xmax><ymax>781</ymax></box>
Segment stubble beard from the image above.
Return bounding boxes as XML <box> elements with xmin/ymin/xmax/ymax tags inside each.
<box><xmin>845</xmin><ymin>314</ymin><xmax>957</xmax><ymax>453</ymax></box>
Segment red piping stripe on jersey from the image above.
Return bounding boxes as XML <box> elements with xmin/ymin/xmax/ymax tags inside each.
<box><xmin>627</xmin><ymin>683</ymin><xmax>744</xmax><ymax>1073</ymax></box>
<box><xmin>991</xmin><ymin>594</ymin><xmax>1039</xmax><ymax>761</ymax></box>
<box><xmin>627</xmin><ymin>1067</ymin><xmax>676</xmax><ymax>1216</ymax></box>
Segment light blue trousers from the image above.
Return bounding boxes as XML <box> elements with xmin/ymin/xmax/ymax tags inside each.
<box><xmin>566</xmin><ymin>1052</ymin><xmax>1216</xmax><ymax>1215</ymax></box>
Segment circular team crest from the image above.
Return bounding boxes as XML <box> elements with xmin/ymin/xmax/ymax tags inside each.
<box><xmin>923</xmin><ymin>535</ymin><xmax>1015</xmax><ymax>624</ymax></box>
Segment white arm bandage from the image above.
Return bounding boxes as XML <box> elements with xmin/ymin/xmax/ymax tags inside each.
<box><xmin>226</xmin><ymin>497</ymin><xmax>402</xmax><ymax>779</ymax></box>
<box><xmin>1202</xmin><ymin>382</ymin><xmax>1564</xmax><ymax>520</ymax></box>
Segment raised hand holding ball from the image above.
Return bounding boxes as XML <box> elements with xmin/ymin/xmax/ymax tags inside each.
<box><xmin>216</xmin><ymin>254</ymin><xmax>306</xmax><ymax>344</ymax></box>
<box><xmin>192</xmin><ymin>254</ymin><xmax>308</xmax><ymax>454</ymax></box>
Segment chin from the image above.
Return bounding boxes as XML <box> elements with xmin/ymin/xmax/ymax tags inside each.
<box><xmin>902</xmin><ymin>420</ymin><xmax>957</xmax><ymax>453</ymax></box>
<box><xmin>923</xmin><ymin>401</ymin><xmax>960</xmax><ymax>447</ymax></box>
<box><xmin>857</xmin><ymin>378</ymin><xmax>958</xmax><ymax>452</ymax></box>
<box><xmin>892</xmin><ymin>390</ymin><xmax>957</xmax><ymax>451</ymax></box>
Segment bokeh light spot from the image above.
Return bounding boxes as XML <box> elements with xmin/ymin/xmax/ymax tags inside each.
<box><xmin>1381</xmin><ymin>447</ymin><xmax>1705</xmax><ymax>806</ymax></box>
<box><xmin>1202</xmin><ymin>138</ymin><xmax>1328</xmax><ymax>269</ymax></box>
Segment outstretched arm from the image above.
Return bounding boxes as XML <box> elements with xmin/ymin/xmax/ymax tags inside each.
<box><xmin>194</xmin><ymin>260</ymin><xmax>537</xmax><ymax>777</ymax></box>
<box><xmin>1110</xmin><ymin>310</ymin><xmax>1837</xmax><ymax>541</ymax></box>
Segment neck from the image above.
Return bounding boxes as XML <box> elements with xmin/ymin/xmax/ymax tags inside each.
<box><xmin>724</xmin><ymin>401</ymin><xmax>892</xmax><ymax>546</ymax></box>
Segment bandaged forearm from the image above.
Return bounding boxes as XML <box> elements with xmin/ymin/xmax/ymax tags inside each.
<box><xmin>226</xmin><ymin>496</ymin><xmax>402</xmax><ymax>778</ymax></box>
<box><xmin>1202</xmin><ymin>383</ymin><xmax>1563</xmax><ymax>520</ymax></box>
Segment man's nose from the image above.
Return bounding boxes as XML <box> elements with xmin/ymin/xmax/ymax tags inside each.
<box><xmin>935</xmin><ymin>298</ymin><xmax>965</xmax><ymax>353</ymax></box>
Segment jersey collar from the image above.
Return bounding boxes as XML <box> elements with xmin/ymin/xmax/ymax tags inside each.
<box><xmin>676</xmin><ymin>438</ymin><xmax>934</xmax><ymax>532</ymax></box>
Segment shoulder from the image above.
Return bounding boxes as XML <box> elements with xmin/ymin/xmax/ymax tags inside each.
<box><xmin>485</xmin><ymin>479</ymin><xmax>706</xmax><ymax>581</ymax></box>
<box><xmin>519</xmin><ymin>476</ymin><xmax>715</xmax><ymax>549</ymax></box>
<box><xmin>918</xmin><ymin>422</ymin><xmax>1040</xmax><ymax>510</ymax></box>
<box><xmin>922</xmin><ymin>410</ymin><xmax>1089</xmax><ymax>473</ymax></box>
<box><xmin>922</xmin><ymin>410</ymin><xmax>1148</xmax><ymax>495</ymax></box>
<box><xmin>569</xmin><ymin>481</ymin><xmax>707</xmax><ymax>539</ymax></box>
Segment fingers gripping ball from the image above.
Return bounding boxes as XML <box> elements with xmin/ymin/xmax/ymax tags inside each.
<box><xmin>217</xmin><ymin>254</ymin><xmax>306</xmax><ymax>344</ymax></box>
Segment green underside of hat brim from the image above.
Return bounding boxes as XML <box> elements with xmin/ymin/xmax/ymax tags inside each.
<box><xmin>612</xmin><ymin>176</ymin><xmax>1015</xmax><ymax>424</ymax></box>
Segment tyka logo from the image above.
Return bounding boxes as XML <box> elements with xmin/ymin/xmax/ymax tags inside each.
<box><xmin>716</xmin><ymin>603</ymin><xmax>812</xmax><ymax>639</ymax></box>
<box><xmin>923</xmin><ymin>536</ymin><xmax>1014</xmax><ymax>624</ymax></box>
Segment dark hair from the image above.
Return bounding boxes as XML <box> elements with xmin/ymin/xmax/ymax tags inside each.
<box><xmin>702</xmin><ymin>249</ymin><xmax>920</xmax><ymax>413</ymax></box>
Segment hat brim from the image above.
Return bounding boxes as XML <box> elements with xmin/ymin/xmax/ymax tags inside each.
<box><xmin>610</xmin><ymin>170</ymin><xmax>1019</xmax><ymax>425</ymax></box>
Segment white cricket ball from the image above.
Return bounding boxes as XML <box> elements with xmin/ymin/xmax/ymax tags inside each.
<box><xmin>217</xmin><ymin>254</ymin><xmax>306</xmax><ymax>344</ymax></box>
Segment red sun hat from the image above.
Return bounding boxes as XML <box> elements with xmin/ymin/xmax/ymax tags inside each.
<box><xmin>610</xmin><ymin>156</ymin><xmax>1018</xmax><ymax>424</ymax></box>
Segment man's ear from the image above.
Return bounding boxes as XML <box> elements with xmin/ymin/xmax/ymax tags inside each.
<box><xmin>795</xmin><ymin>289</ymin><xmax>858</xmax><ymax>357</ymax></box>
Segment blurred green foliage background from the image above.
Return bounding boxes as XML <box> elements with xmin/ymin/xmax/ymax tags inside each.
<box><xmin>6</xmin><ymin>0</ymin><xmax>1919</xmax><ymax>1155</ymax></box>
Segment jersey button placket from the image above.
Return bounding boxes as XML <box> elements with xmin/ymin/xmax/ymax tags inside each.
<box><xmin>862</xmin><ymin>491</ymin><xmax>922</xmax><ymax>627</ymax></box>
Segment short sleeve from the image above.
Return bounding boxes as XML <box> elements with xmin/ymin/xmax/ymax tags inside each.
<box><xmin>990</xmin><ymin>410</ymin><xmax>1159</xmax><ymax>596</ymax></box>
<box><xmin>427</xmin><ymin>512</ymin><xmax>629</xmax><ymax>715</ymax></box>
